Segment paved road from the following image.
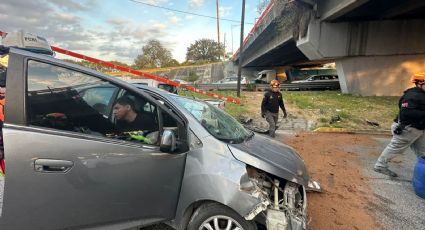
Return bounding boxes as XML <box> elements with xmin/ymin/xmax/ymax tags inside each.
<box><xmin>346</xmin><ymin>136</ymin><xmax>425</xmax><ymax>230</ymax></box>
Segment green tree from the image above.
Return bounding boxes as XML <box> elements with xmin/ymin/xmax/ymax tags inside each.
<box><xmin>186</xmin><ymin>39</ymin><xmax>224</xmax><ymax>63</ymax></box>
<box><xmin>163</xmin><ymin>59</ymin><xmax>180</xmax><ymax>67</ymax></box>
<box><xmin>134</xmin><ymin>39</ymin><xmax>174</xmax><ymax>69</ymax></box>
<box><xmin>62</xmin><ymin>59</ymin><xmax>130</xmax><ymax>72</ymax></box>
<box><xmin>257</xmin><ymin>0</ymin><xmax>270</xmax><ymax>14</ymax></box>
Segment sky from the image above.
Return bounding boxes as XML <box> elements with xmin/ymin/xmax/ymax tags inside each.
<box><xmin>0</xmin><ymin>0</ymin><xmax>265</xmax><ymax>64</ymax></box>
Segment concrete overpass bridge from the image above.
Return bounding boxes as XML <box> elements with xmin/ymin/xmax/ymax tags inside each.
<box><xmin>234</xmin><ymin>0</ymin><xmax>425</xmax><ymax>96</ymax></box>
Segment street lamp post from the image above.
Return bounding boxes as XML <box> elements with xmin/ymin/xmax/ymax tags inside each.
<box><xmin>216</xmin><ymin>0</ymin><xmax>221</xmax><ymax>60</ymax></box>
<box><xmin>230</xmin><ymin>24</ymin><xmax>239</xmax><ymax>54</ymax></box>
<box><xmin>236</xmin><ymin>0</ymin><xmax>246</xmax><ymax>97</ymax></box>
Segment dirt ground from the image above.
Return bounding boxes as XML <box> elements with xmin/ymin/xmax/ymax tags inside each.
<box><xmin>242</xmin><ymin>91</ymin><xmax>386</xmax><ymax>229</ymax></box>
<box><xmin>283</xmin><ymin>132</ymin><xmax>382</xmax><ymax>230</ymax></box>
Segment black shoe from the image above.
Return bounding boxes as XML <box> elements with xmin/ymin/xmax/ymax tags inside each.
<box><xmin>374</xmin><ymin>166</ymin><xmax>398</xmax><ymax>177</ymax></box>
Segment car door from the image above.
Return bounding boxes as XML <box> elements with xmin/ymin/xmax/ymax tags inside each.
<box><xmin>0</xmin><ymin>53</ymin><xmax>187</xmax><ymax>230</ymax></box>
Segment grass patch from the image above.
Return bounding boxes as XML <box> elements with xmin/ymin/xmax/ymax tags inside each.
<box><xmin>176</xmin><ymin>90</ymin><xmax>398</xmax><ymax>130</ymax></box>
<box><xmin>319</xmin><ymin>117</ymin><xmax>328</xmax><ymax>123</ymax></box>
<box><xmin>283</xmin><ymin>91</ymin><xmax>399</xmax><ymax>130</ymax></box>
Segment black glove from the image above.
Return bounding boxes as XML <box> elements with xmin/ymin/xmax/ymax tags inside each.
<box><xmin>283</xmin><ymin>111</ymin><xmax>288</xmax><ymax>118</ymax></box>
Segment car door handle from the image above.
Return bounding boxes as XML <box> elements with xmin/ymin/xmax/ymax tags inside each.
<box><xmin>34</xmin><ymin>159</ymin><xmax>74</xmax><ymax>173</ymax></box>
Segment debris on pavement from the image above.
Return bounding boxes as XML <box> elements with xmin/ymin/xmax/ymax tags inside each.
<box><xmin>329</xmin><ymin>115</ymin><xmax>341</xmax><ymax>124</ymax></box>
<box><xmin>239</xmin><ymin>115</ymin><xmax>253</xmax><ymax>124</ymax></box>
<box><xmin>366</xmin><ymin>120</ymin><xmax>380</xmax><ymax>127</ymax></box>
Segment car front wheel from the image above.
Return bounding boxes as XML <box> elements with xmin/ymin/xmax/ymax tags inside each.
<box><xmin>187</xmin><ymin>203</ymin><xmax>257</xmax><ymax>230</ymax></box>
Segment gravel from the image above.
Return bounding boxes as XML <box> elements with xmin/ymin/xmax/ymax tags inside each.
<box><xmin>352</xmin><ymin>136</ymin><xmax>425</xmax><ymax>230</ymax></box>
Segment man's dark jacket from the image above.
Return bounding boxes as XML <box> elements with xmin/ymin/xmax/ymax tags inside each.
<box><xmin>397</xmin><ymin>87</ymin><xmax>425</xmax><ymax>130</ymax></box>
<box><xmin>261</xmin><ymin>90</ymin><xmax>286</xmax><ymax>114</ymax></box>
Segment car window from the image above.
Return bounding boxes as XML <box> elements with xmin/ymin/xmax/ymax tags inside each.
<box><xmin>173</xmin><ymin>96</ymin><xmax>251</xmax><ymax>143</ymax></box>
<box><xmin>26</xmin><ymin>60</ymin><xmax>160</xmax><ymax>145</ymax></box>
<box><xmin>80</xmin><ymin>86</ymin><xmax>116</xmax><ymax>117</ymax></box>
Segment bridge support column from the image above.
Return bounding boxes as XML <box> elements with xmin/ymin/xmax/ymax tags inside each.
<box><xmin>336</xmin><ymin>54</ymin><xmax>425</xmax><ymax>96</ymax></box>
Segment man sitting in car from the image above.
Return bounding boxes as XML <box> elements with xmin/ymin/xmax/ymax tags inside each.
<box><xmin>112</xmin><ymin>96</ymin><xmax>156</xmax><ymax>133</ymax></box>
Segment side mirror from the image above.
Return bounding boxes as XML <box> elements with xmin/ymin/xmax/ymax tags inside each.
<box><xmin>160</xmin><ymin>129</ymin><xmax>176</xmax><ymax>153</ymax></box>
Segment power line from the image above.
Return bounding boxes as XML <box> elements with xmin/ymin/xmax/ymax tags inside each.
<box><xmin>128</xmin><ymin>0</ymin><xmax>254</xmax><ymax>24</ymax></box>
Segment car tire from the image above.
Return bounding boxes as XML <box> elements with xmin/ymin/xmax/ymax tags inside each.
<box><xmin>187</xmin><ymin>203</ymin><xmax>257</xmax><ymax>230</ymax></box>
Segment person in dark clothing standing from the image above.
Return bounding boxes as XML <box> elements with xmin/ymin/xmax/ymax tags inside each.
<box><xmin>374</xmin><ymin>73</ymin><xmax>425</xmax><ymax>177</ymax></box>
<box><xmin>112</xmin><ymin>97</ymin><xmax>156</xmax><ymax>132</ymax></box>
<box><xmin>261</xmin><ymin>80</ymin><xmax>287</xmax><ymax>138</ymax></box>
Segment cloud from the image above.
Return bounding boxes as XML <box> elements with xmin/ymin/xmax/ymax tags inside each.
<box><xmin>54</xmin><ymin>13</ymin><xmax>80</xmax><ymax>23</ymax></box>
<box><xmin>0</xmin><ymin>0</ymin><xmax>199</xmax><ymax>64</ymax></box>
<box><xmin>46</xmin><ymin>0</ymin><xmax>95</xmax><ymax>11</ymax></box>
<box><xmin>0</xmin><ymin>0</ymin><xmax>88</xmax><ymax>47</ymax></box>
<box><xmin>188</xmin><ymin>0</ymin><xmax>204</xmax><ymax>8</ymax></box>
<box><xmin>107</xmin><ymin>18</ymin><xmax>131</xmax><ymax>27</ymax></box>
<box><xmin>219</xmin><ymin>6</ymin><xmax>232</xmax><ymax>17</ymax></box>
<box><xmin>165</xmin><ymin>12</ymin><xmax>182</xmax><ymax>25</ymax></box>
<box><xmin>0</xmin><ymin>0</ymin><xmax>175</xmax><ymax>64</ymax></box>
<box><xmin>141</xmin><ymin>0</ymin><xmax>168</xmax><ymax>4</ymax></box>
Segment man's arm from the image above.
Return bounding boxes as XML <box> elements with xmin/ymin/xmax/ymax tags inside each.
<box><xmin>261</xmin><ymin>92</ymin><xmax>269</xmax><ymax>117</ymax></box>
<box><xmin>279</xmin><ymin>93</ymin><xmax>287</xmax><ymax>118</ymax></box>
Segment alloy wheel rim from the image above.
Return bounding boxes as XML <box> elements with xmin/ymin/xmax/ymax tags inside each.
<box><xmin>199</xmin><ymin>215</ymin><xmax>243</xmax><ymax>230</ymax></box>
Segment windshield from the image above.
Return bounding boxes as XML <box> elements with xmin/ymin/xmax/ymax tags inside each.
<box><xmin>172</xmin><ymin>96</ymin><xmax>252</xmax><ymax>143</ymax></box>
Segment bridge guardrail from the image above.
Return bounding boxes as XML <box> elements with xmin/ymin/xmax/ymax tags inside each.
<box><xmin>186</xmin><ymin>82</ymin><xmax>341</xmax><ymax>91</ymax></box>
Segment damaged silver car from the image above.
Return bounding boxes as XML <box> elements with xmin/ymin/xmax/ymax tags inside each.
<box><xmin>169</xmin><ymin>96</ymin><xmax>320</xmax><ymax>230</ymax></box>
<box><xmin>0</xmin><ymin>43</ymin><xmax>320</xmax><ymax>230</ymax></box>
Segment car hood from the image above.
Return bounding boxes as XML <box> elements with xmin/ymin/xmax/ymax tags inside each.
<box><xmin>228</xmin><ymin>134</ymin><xmax>310</xmax><ymax>186</ymax></box>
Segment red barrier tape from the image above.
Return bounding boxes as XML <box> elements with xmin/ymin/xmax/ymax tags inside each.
<box><xmin>0</xmin><ymin>30</ymin><xmax>240</xmax><ymax>104</ymax></box>
<box><xmin>232</xmin><ymin>0</ymin><xmax>275</xmax><ymax>60</ymax></box>
<box><xmin>51</xmin><ymin>46</ymin><xmax>240</xmax><ymax>104</ymax></box>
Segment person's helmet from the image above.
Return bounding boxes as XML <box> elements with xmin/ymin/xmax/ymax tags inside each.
<box><xmin>411</xmin><ymin>73</ymin><xmax>425</xmax><ymax>84</ymax></box>
<box><xmin>270</xmin><ymin>79</ymin><xmax>280</xmax><ymax>88</ymax></box>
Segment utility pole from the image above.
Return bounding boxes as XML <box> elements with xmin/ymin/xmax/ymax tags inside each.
<box><xmin>236</xmin><ymin>0</ymin><xmax>246</xmax><ymax>97</ymax></box>
<box><xmin>216</xmin><ymin>0</ymin><xmax>221</xmax><ymax>60</ymax></box>
<box><xmin>231</xmin><ymin>25</ymin><xmax>234</xmax><ymax>54</ymax></box>
<box><xmin>224</xmin><ymin>32</ymin><xmax>226</xmax><ymax>59</ymax></box>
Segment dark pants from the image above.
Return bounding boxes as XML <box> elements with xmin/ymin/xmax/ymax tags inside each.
<box><xmin>265</xmin><ymin>111</ymin><xmax>279</xmax><ymax>137</ymax></box>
